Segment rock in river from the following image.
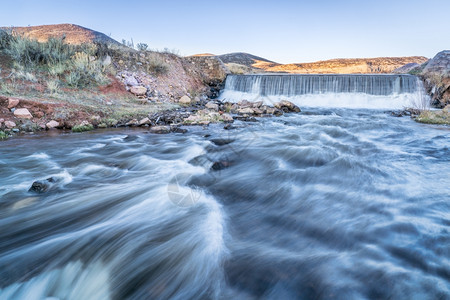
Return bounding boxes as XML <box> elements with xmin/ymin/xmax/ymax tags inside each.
<box><xmin>29</xmin><ymin>177</ymin><xmax>55</xmax><ymax>193</ymax></box>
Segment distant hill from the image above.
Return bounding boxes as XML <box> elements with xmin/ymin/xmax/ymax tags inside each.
<box><xmin>214</xmin><ymin>52</ymin><xmax>279</xmax><ymax>68</ymax></box>
<box><xmin>194</xmin><ymin>52</ymin><xmax>429</xmax><ymax>74</ymax></box>
<box><xmin>1</xmin><ymin>24</ymin><xmax>123</xmax><ymax>48</ymax></box>
<box><xmin>265</xmin><ymin>56</ymin><xmax>429</xmax><ymax>74</ymax></box>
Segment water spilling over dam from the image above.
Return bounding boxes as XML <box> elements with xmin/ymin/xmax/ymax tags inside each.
<box><xmin>220</xmin><ymin>74</ymin><xmax>428</xmax><ymax>109</ymax></box>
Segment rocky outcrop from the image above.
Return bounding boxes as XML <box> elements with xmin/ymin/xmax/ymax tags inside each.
<box><xmin>392</xmin><ymin>63</ymin><xmax>421</xmax><ymax>74</ymax></box>
<box><xmin>184</xmin><ymin>55</ymin><xmax>229</xmax><ymax>98</ymax></box>
<box><xmin>420</xmin><ymin>51</ymin><xmax>450</xmax><ymax>108</ymax></box>
<box><xmin>423</xmin><ymin>51</ymin><xmax>450</xmax><ymax>74</ymax></box>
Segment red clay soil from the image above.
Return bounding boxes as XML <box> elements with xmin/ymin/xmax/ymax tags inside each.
<box><xmin>0</xmin><ymin>96</ymin><xmax>98</xmax><ymax>129</ymax></box>
<box><xmin>98</xmin><ymin>76</ymin><xmax>129</xmax><ymax>95</ymax></box>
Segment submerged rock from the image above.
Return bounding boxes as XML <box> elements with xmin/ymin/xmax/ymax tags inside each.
<box><xmin>211</xmin><ymin>161</ymin><xmax>232</xmax><ymax>171</ymax></box>
<box><xmin>274</xmin><ymin>100</ymin><xmax>301</xmax><ymax>112</ymax></box>
<box><xmin>29</xmin><ymin>177</ymin><xmax>55</xmax><ymax>193</ymax></box>
<box><xmin>149</xmin><ymin>125</ymin><xmax>171</xmax><ymax>134</ymax></box>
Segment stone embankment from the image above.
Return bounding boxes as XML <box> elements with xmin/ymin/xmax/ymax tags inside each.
<box><xmin>0</xmin><ymin>93</ymin><xmax>301</xmax><ymax>138</ymax></box>
<box><xmin>419</xmin><ymin>50</ymin><xmax>450</xmax><ymax>108</ymax></box>
<box><xmin>405</xmin><ymin>50</ymin><xmax>450</xmax><ymax>125</ymax></box>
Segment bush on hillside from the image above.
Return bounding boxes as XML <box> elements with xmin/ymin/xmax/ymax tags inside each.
<box><xmin>0</xmin><ymin>30</ymin><xmax>112</xmax><ymax>88</ymax></box>
<box><xmin>146</xmin><ymin>53</ymin><xmax>169</xmax><ymax>75</ymax></box>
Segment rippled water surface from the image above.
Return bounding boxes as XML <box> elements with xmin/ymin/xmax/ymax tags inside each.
<box><xmin>0</xmin><ymin>108</ymin><xmax>449</xmax><ymax>299</ymax></box>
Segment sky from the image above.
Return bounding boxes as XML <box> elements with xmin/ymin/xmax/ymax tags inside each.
<box><xmin>1</xmin><ymin>0</ymin><xmax>449</xmax><ymax>64</ymax></box>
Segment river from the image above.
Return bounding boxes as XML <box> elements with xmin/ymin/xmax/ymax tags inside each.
<box><xmin>0</xmin><ymin>104</ymin><xmax>449</xmax><ymax>299</ymax></box>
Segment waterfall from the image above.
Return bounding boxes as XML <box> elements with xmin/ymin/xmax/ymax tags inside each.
<box><xmin>219</xmin><ymin>74</ymin><xmax>428</xmax><ymax>109</ymax></box>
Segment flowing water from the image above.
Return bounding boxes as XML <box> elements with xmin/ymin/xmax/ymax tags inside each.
<box><xmin>220</xmin><ymin>74</ymin><xmax>428</xmax><ymax>110</ymax></box>
<box><xmin>0</xmin><ymin>75</ymin><xmax>449</xmax><ymax>299</ymax></box>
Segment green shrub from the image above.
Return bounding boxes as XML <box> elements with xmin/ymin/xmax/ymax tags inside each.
<box><xmin>137</xmin><ymin>43</ymin><xmax>148</xmax><ymax>51</ymax></box>
<box><xmin>0</xmin><ymin>29</ymin><xmax>12</xmax><ymax>50</ymax></box>
<box><xmin>6</xmin><ymin>35</ymin><xmax>74</xmax><ymax>67</ymax></box>
<box><xmin>65</xmin><ymin>71</ymin><xmax>82</xmax><ymax>87</ymax></box>
<box><xmin>48</xmin><ymin>63</ymin><xmax>67</xmax><ymax>76</ymax></box>
<box><xmin>72</xmin><ymin>123</ymin><xmax>94</xmax><ymax>132</ymax></box>
<box><xmin>416</xmin><ymin>110</ymin><xmax>450</xmax><ymax>125</ymax></box>
<box><xmin>46</xmin><ymin>79</ymin><xmax>60</xmax><ymax>94</ymax></box>
<box><xmin>1</xmin><ymin>31</ymin><xmax>111</xmax><ymax>89</ymax></box>
<box><xmin>0</xmin><ymin>130</ymin><xmax>9</xmax><ymax>140</ymax></box>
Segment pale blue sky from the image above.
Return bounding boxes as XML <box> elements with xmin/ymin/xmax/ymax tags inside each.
<box><xmin>1</xmin><ymin>0</ymin><xmax>449</xmax><ymax>63</ymax></box>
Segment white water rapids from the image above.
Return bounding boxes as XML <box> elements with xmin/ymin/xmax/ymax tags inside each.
<box><xmin>0</xmin><ymin>75</ymin><xmax>448</xmax><ymax>299</ymax></box>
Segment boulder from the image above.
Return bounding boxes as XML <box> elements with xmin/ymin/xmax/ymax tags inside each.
<box><xmin>237</xmin><ymin>107</ymin><xmax>255</xmax><ymax>115</ymax></box>
<box><xmin>125</xmin><ymin>76</ymin><xmax>139</xmax><ymax>86</ymax></box>
<box><xmin>4</xmin><ymin>120</ymin><xmax>16</xmax><ymax>128</ymax></box>
<box><xmin>29</xmin><ymin>177</ymin><xmax>55</xmax><ymax>193</ymax></box>
<box><xmin>130</xmin><ymin>86</ymin><xmax>147</xmax><ymax>96</ymax></box>
<box><xmin>14</xmin><ymin>108</ymin><xmax>33</xmax><ymax>119</ymax></box>
<box><xmin>252</xmin><ymin>101</ymin><xmax>263</xmax><ymax>108</ymax></box>
<box><xmin>238</xmin><ymin>100</ymin><xmax>252</xmax><ymax>108</ymax></box>
<box><xmin>8</xmin><ymin>98</ymin><xmax>20</xmax><ymax>109</ymax></box>
<box><xmin>252</xmin><ymin>107</ymin><xmax>263</xmax><ymax>115</ymax></box>
<box><xmin>126</xmin><ymin>119</ymin><xmax>139</xmax><ymax>126</ymax></box>
<box><xmin>149</xmin><ymin>125</ymin><xmax>171</xmax><ymax>134</ymax></box>
<box><xmin>179</xmin><ymin>95</ymin><xmax>192</xmax><ymax>104</ymax></box>
<box><xmin>138</xmin><ymin>117</ymin><xmax>151</xmax><ymax>126</ymax></box>
<box><xmin>221</xmin><ymin>113</ymin><xmax>234</xmax><ymax>122</ymax></box>
<box><xmin>205</xmin><ymin>101</ymin><xmax>219</xmax><ymax>111</ymax></box>
<box><xmin>274</xmin><ymin>100</ymin><xmax>301</xmax><ymax>112</ymax></box>
<box><xmin>265</xmin><ymin>107</ymin><xmax>276</xmax><ymax>114</ymax></box>
<box><xmin>211</xmin><ymin>161</ymin><xmax>231</xmax><ymax>171</ymax></box>
<box><xmin>103</xmin><ymin>55</ymin><xmax>112</xmax><ymax>66</ymax></box>
<box><xmin>46</xmin><ymin>120</ymin><xmax>59</xmax><ymax>129</ymax></box>
<box><xmin>172</xmin><ymin>127</ymin><xmax>188</xmax><ymax>134</ymax></box>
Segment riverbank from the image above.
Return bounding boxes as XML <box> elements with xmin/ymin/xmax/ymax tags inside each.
<box><xmin>0</xmin><ymin>92</ymin><xmax>302</xmax><ymax>140</ymax></box>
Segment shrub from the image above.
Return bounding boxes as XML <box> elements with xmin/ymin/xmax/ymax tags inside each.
<box><xmin>6</xmin><ymin>35</ymin><xmax>74</xmax><ymax>67</ymax></box>
<box><xmin>0</xmin><ymin>130</ymin><xmax>9</xmax><ymax>140</ymax></box>
<box><xmin>65</xmin><ymin>71</ymin><xmax>82</xmax><ymax>88</ymax></box>
<box><xmin>46</xmin><ymin>79</ymin><xmax>60</xmax><ymax>94</ymax></box>
<box><xmin>64</xmin><ymin>52</ymin><xmax>110</xmax><ymax>88</ymax></box>
<box><xmin>146</xmin><ymin>53</ymin><xmax>169</xmax><ymax>75</ymax></box>
<box><xmin>0</xmin><ymin>80</ymin><xmax>17</xmax><ymax>95</ymax></box>
<box><xmin>137</xmin><ymin>43</ymin><xmax>148</xmax><ymax>51</ymax></box>
<box><xmin>416</xmin><ymin>110</ymin><xmax>450</xmax><ymax>125</ymax></box>
<box><xmin>72</xmin><ymin>123</ymin><xmax>94</xmax><ymax>132</ymax></box>
<box><xmin>48</xmin><ymin>63</ymin><xmax>67</xmax><ymax>76</ymax></box>
<box><xmin>0</xmin><ymin>29</ymin><xmax>12</xmax><ymax>50</ymax></box>
<box><xmin>1</xmin><ymin>31</ymin><xmax>111</xmax><ymax>89</ymax></box>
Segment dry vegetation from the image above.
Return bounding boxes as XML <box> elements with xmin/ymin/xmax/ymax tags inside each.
<box><xmin>0</xmin><ymin>29</ymin><xmax>176</xmax><ymax>135</ymax></box>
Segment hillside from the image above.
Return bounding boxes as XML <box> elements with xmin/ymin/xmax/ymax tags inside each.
<box><xmin>265</xmin><ymin>56</ymin><xmax>429</xmax><ymax>74</ymax></box>
<box><xmin>1</xmin><ymin>24</ymin><xmax>123</xmax><ymax>48</ymax></box>
<box><xmin>0</xmin><ymin>24</ymin><xmax>229</xmax><ymax>136</ymax></box>
<box><xmin>198</xmin><ymin>52</ymin><xmax>429</xmax><ymax>74</ymax></box>
<box><xmin>215</xmin><ymin>52</ymin><xmax>279</xmax><ymax>68</ymax></box>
